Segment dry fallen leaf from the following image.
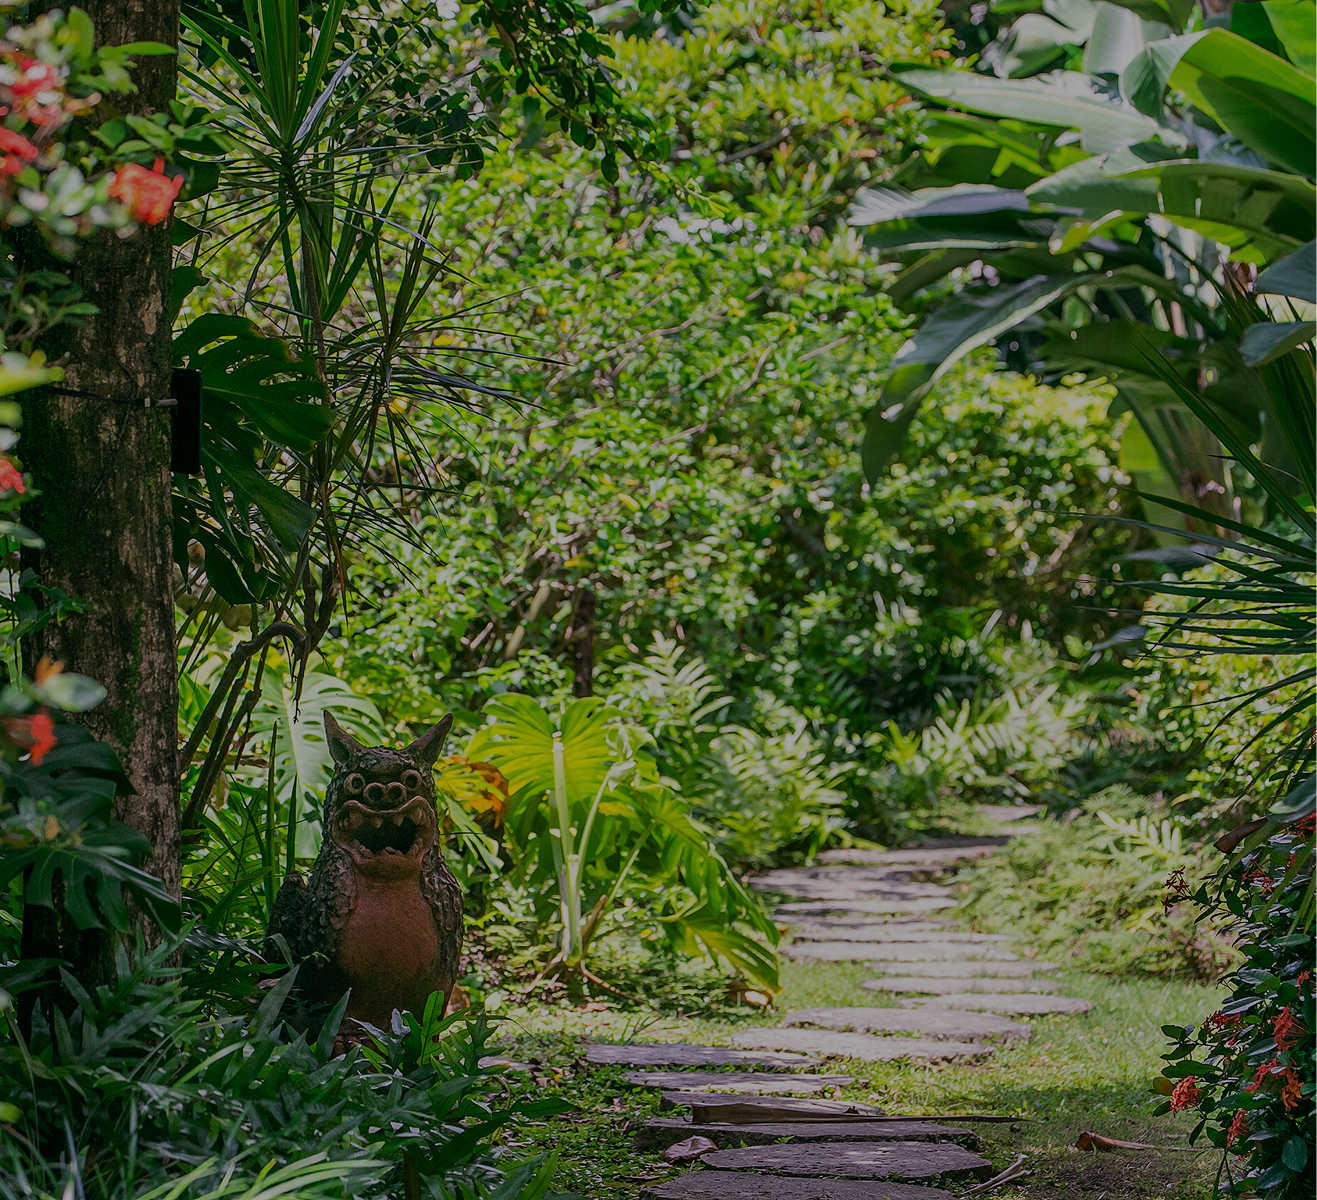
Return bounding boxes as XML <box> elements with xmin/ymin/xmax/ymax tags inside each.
<box><xmin>1076</xmin><ymin>1131</ymin><xmax>1154</xmax><ymax>1152</ymax></box>
<box><xmin>662</xmin><ymin>1136</ymin><xmax>718</xmax><ymax>1163</ymax></box>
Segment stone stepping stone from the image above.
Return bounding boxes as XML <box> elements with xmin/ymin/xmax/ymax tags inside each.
<box><xmin>640</xmin><ymin>1171</ymin><xmax>954</xmax><ymax>1200</ymax></box>
<box><xmin>862</xmin><ymin>977</ymin><xmax>1061</xmax><ymax>995</ymax></box>
<box><xmin>660</xmin><ymin>1091</ymin><xmax>884</xmax><ymax>1118</ymax></box>
<box><xmin>586</xmin><ymin>1043</ymin><xmax>816</xmax><ymax>1068</ymax></box>
<box><xmin>698</xmin><ymin>1141</ymin><xmax>992</xmax><ymax>1182</ymax></box>
<box><xmin>635</xmin><ymin>1117</ymin><xmax>974</xmax><ymax>1151</ymax></box>
<box><xmin>732</xmin><ymin>1028</ymin><xmax>991</xmax><ymax>1063</ymax></box>
<box><xmin>784</xmin><ymin>942</ymin><xmax>1016</xmax><ymax>963</ymax></box>
<box><xmin>817</xmin><ymin>843</ymin><xmax>1001</xmax><ymax>867</ymax></box>
<box><xmin>906</xmin><ymin>994</ymin><xmax>1095</xmax><ymax>1015</ymax></box>
<box><xmin>791</xmin><ymin>926</ymin><xmax>1010</xmax><ymax>944</ymax></box>
<box><xmin>767</xmin><ymin>885</ymin><xmax>952</xmax><ymax>902</ymax></box>
<box><xmin>622</xmin><ymin>1071</ymin><xmax>852</xmax><ymax>1095</ymax></box>
<box><xmin>783</xmin><ymin>1006</ymin><xmax>1032</xmax><ymax>1045</ymax></box>
<box><xmin>774</xmin><ymin>898</ymin><xmax>956</xmax><ymax>916</ymax></box>
<box><xmin>867</xmin><ymin>960</ymin><xmax>1056</xmax><ymax>977</ymax></box>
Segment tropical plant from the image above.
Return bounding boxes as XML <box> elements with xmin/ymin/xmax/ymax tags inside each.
<box><xmin>852</xmin><ymin>0</ymin><xmax>1315</xmax><ymax>530</ymax></box>
<box><xmin>958</xmin><ymin>785</ymin><xmax>1230</xmax><ymax>977</ymax></box>
<box><xmin>1157</xmin><ymin>814</ymin><xmax>1314</xmax><ymax>1199</ymax></box>
<box><xmin>465</xmin><ymin>693</ymin><xmax>781</xmax><ymax>992</ymax></box>
<box><xmin>0</xmin><ymin>936</ymin><xmax>570</xmax><ymax>1200</ymax></box>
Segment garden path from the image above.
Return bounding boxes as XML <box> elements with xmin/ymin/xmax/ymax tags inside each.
<box><xmin>594</xmin><ymin>808</ymin><xmax>1104</xmax><ymax>1200</ymax></box>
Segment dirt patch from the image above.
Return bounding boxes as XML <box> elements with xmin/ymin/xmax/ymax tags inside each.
<box><xmin>997</xmin><ymin>1147</ymin><xmax>1217</xmax><ymax>1200</ymax></box>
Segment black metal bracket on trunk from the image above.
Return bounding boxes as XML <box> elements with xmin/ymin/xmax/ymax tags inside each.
<box><xmin>170</xmin><ymin>366</ymin><xmax>202</xmax><ymax>474</ymax></box>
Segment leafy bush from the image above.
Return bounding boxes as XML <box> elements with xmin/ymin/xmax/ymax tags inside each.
<box><xmin>958</xmin><ymin>787</ymin><xmax>1234</xmax><ymax>979</ymax></box>
<box><xmin>1158</xmin><ymin>816</ymin><xmax>1314</xmax><ymax>1199</ymax></box>
<box><xmin>0</xmin><ymin>939</ymin><xmax>568</xmax><ymax>1200</ymax></box>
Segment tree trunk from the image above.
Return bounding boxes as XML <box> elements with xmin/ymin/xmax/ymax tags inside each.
<box><xmin>21</xmin><ymin>2</ymin><xmax>182</xmax><ymax>933</ymax></box>
<box><xmin>570</xmin><ymin>588</ymin><xmax>596</xmax><ymax>698</ymax></box>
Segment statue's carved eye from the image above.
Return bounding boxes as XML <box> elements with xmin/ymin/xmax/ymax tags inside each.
<box><xmin>386</xmin><ymin>781</ymin><xmax>406</xmax><ymax>804</ymax></box>
<box><xmin>402</xmin><ymin>769</ymin><xmax>422</xmax><ymax>792</ymax></box>
<box><xmin>364</xmin><ymin>781</ymin><xmax>386</xmax><ymax>803</ymax></box>
<box><xmin>345</xmin><ymin>773</ymin><xmax>365</xmax><ymax>795</ymax></box>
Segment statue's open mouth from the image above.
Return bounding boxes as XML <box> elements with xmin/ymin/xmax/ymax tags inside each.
<box><xmin>333</xmin><ymin>797</ymin><xmax>436</xmax><ymax>866</ymax></box>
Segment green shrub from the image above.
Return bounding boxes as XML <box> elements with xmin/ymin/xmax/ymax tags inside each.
<box><xmin>0</xmin><ymin>938</ymin><xmax>566</xmax><ymax>1200</ymax></box>
<box><xmin>1158</xmin><ymin>816</ymin><xmax>1314</xmax><ymax>1199</ymax></box>
<box><xmin>957</xmin><ymin>787</ymin><xmax>1236</xmax><ymax>979</ymax></box>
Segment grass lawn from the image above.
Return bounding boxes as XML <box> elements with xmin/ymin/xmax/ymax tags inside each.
<box><xmin>492</xmin><ymin>960</ymin><xmax>1226</xmax><ymax>1199</ymax></box>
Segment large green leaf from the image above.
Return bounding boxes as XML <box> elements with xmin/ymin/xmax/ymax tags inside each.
<box><xmin>1167</xmin><ymin>30</ymin><xmax>1317</xmax><ymax>179</ymax></box>
<box><xmin>1240</xmin><ymin>321</ymin><xmax>1317</xmax><ymax>366</ymax></box>
<box><xmin>1025</xmin><ymin>152</ymin><xmax>1162</xmax><ymax>217</ymax></box>
<box><xmin>174</xmin><ymin>314</ymin><xmax>332</xmax><ymax>454</ymax></box>
<box><xmin>1255</xmin><ymin>239</ymin><xmax>1317</xmax><ymax>301</ymax></box>
<box><xmin>863</xmin><ymin>273</ymin><xmax>1096</xmax><ymax>480</ymax></box>
<box><xmin>1118</xmin><ymin>31</ymin><xmax>1202</xmax><ymax>117</ymax></box>
<box><xmin>892</xmin><ymin>65</ymin><xmax>1165</xmax><ymax>152</ymax></box>
<box><xmin>1083</xmin><ymin>1</ymin><xmax>1170</xmax><ymax>77</ymax></box>
<box><xmin>1099</xmin><ymin>0</ymin><xmax>1194</xmax><ymax>32</ymax></box>
<box><xmin>467</xmin><ymin>695</ymin><xmax>623</xmax><ymax>809</ymax></box>
<box><xmin>1263</xmin><ymin>0</ymin><xmax>1316</xmax><ymax>75</ymax></box>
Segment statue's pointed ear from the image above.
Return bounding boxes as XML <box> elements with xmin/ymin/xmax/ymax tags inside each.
<box><xmin>324</xmin><ymin>711</ymin><xmax>366</xmax><ymax>768</ymax></box>
<box><xmin>406</xmin><ymin>714</ymin><xmax>453</xmax><ymax>766</ymax></box>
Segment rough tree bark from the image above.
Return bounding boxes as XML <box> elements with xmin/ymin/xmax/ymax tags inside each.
<box><xmin>569</xmin><ymin>588</ymin><xmax>596</xmax><ymax>698</ymax></box>
<box><xmin>21</xmin><ymin>3</ymin><xmax>182</xmax><ymax>931</ymax></box>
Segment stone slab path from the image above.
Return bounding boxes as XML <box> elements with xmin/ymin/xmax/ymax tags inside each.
<box><xmin>902</xmin><ymin>993</ymin><xmax>1096</xmax><ymax>1015</ymax></box>
<box><xmin>636</xmin><ymin>1117</ymin><xmax>971</xmax><ymax>1150</ymax></box>
<box><xmin>615</xmin><ymin>829</ymin><xmax>1095</xmax><ymax>1196</ymax></box>
<box><xmin>641</xmin><ymin>1174</ymin><xmax>954</xmax><ymax>1200</ymax></box>
<box><xmin>866</xmin><ymin>960</ymin><xmax>1058</xmax><ymax>977</ymax></box>
<box><xmin>733</xmin><ymin>1028</ymin><xmax>991</xmax><ymax>1063</ymax></box>
<box><xmin>586</xmin><ymin>1044</ymin><xmax>816</xmax><ymax>1068</ymax></box>
<box><xmin>783</xmin><ymin>941</ymin><xmax>1018</xmax><ymax>962</ymax></box>
<box><xmin>863</xmin><ymin>976</ymin><xmax>1062</xmax><ymax>995</ymax></box>
<box><xmin>622</xmin><ymin>1071</ymin><xmax>853</xmax><ymax>1094</ymax></box>
<box><xmin>658</xmin><ymin>1091</ymin><xmax>884</xmax><ymax>1117</ymax></box>
<box><xmin>790</xmin><ymin>926</ymin><xmax>1010</xmax><ymax>943</ymax></box>
<box><xmin>783</xmin><ymin>1005</ymin><xmax>1032</xmax><ymax>1044</ymax></box>
<box><xmin>696</xmin><ymin>1142</ymin><xmax>992</xmax><ymax>1182</ymax></box>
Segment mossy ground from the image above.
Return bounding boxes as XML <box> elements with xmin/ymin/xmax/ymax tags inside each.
<box><xmin>491</xmin><ymin>962</ymin><xmax>1225</xmax><ymax>1199</ymax></box>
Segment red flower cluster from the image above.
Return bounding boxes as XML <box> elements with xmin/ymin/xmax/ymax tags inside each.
<box><xmin>0</xmin><ymin>51</ymin><xmax>67</xmax><ymax>127</ymax></box>
<box><xmin>1280</xmin><ymin>1065</ymin><xmax>1303</xmax><ymax>1113</ymax></box>
<box><xmin>1169</xmin><ymin>1076</ymin><xmax>1201</xmax><ymax>1112</ymax></box>
<box><xmin>0</xmin><ymin>458</ymin><xmax>24</xmax><ymax>494</ymax></box>
<box><xmin>1274</xmin><ymin>1006</ymin><xmax>1307</xmax><ymax>1051</ymax></box>
<box><xmin>1203</xmin><ymin>1009</ymin><xmax>1244</xmax><ymax>1047</ymax></box>
<box><xmin>4</xmin><ymin>711</ymin><xmax>56</xmax><ymax>764</ymax></box>
<box><xmin>0</xmin><ymin>126</ymin><xmax>37</xmax><ymax>176</ymax></box>
<box><xmin>108</xmin><ymin>157</ymin><xmax>182</xmax><ymax>225</ymax></box>
<box><xmin>1226</xmin><ymin>1109</ymin><xmax>1248</xmax><ymax>1148</ymax></box>
<box><xmin>1163</xmin><ymin>866</ymin><xmax>1191</xmax><ymax>912</ymax></box>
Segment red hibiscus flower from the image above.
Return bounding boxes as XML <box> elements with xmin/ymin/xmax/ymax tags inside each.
<box><xmin>0</xmin><ymin>128</ymin><xmax>37</xmax><ymax>160</ymax></box>
<box><xmin>1169</xmin><ymin>1077</ymin><xmax>1201</xmax><ymax>1112</ymax></box>
<box><xmin>0</xmin><ymin>458</ymin><xmax>24</xmax><ymax>493</ymax></box>
<box><xmin>5</xmin><ymin>711</ymin><xmax>57</xmax><ymax>765</ymax></box>
<box><xmin>108</xmin><ymin>157</ymin><xmax>183</xmax><ymax>225</ymax></box>
<box><xmin>6</xmin><ymin>56</ymin><xmax>60</xmax><ymax>101</ymax></box>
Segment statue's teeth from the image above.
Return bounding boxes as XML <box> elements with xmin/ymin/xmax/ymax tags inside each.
<box><xmin>392</xmin><ymin>813</ymin><xmax>405</xmax><ymax>825</ymax></box>
<box><xmin>370</xmin><ymin>816</ymin><xmax>382</xmax><ymax>828</ymax></box>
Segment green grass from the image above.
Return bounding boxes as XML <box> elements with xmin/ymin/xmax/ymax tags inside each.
<box><xmin>491</xmin><ymin>960</ymin><xmax>1226</xmax><ymax>1199</ymax></box>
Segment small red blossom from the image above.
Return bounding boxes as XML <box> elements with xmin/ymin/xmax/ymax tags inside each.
<box><xmin>1281</xmin><ymin>1066</ymin><xmax>1303</xmax><ymax>1113</ymax></box>
<box><xmin>6</xmin><ymin>55</ymin><xmax>60</xmax><ymax>101</ymax></box>
<box><xmin>1245</xmin><ymin>1057</ymin><xmax>1280</xmax><ymax>1094</ymax></box>
<box><xmin>5</xmin><ymin>711</ymin><xmax>57</xmax><ymax>765</ymax></box>
<box><xmin>108</xmin><ymin>157</ymin><xmax>182</xmax><ymax>225</ymax></box>
<box><xmin>1298</xmin><ymin>970</ymin><xmax>1312</xmax><ymax>993</ymax></box>
<box><xmin>0</xmin><ymin>127</ymin><xmax>36</xmax><ymax>160</ymax></box>
<box><xmin>1274</xmin><ymin>1006</ymin><xmax>1307</xmax><ymax>1051</ymax></box>
<box><xmin>0</xmin><ymin>458</ymin><xmax>24</xmax><ymax>493</ymax></box>
<box><xmin>1289</xmin><ymin>812</ymin><xmax>1316</xmax><ymax>839</ymax></box>
<box><xmin>1169</xmin><ymin>1077</ymin><xmax>1201</xmax><ymax>1112</ymax></box>
<box><xmin>1226</xmin><ymin>1109</ymin><xmax>1248</xmax><ymax>1148</ymax></box>
<box><xmin>1164</xmin><ymin>867</ymin><xmax>1191</xmax><ymax>913</ymax></box>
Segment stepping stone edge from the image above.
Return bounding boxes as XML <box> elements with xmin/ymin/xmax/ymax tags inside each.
<box><xmin>641</xmin><ymin>1173</ymin><xmax>955</xmax><ymax>1200</ymax></box>
<box><xmin>585</xmin><ymin>1043</ymin><xmax>817</xmax><ymax>1068</ymax></box>
<box><xmin>634</xmin><ymin>1117</ymin><xmax>980</xmax><ymax>1151</ymax></box>
<box><xmin>697</xmin><ymin>1141</ymin><xmax>992</xmax><ymax>1182</ymax></box>
<box><xmin>621</xmin><ymin>1071</ymin><xmax>853</xmax><ymax>1094</ymax></box>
